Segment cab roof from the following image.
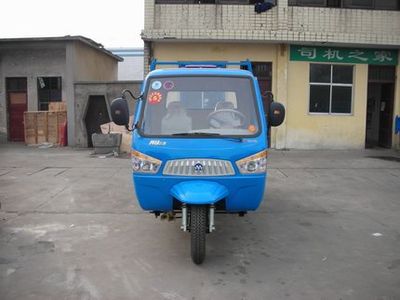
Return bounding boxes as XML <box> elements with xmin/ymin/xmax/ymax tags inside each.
<box><xmin>146</xmin><ymin>68</ymin><xmax>255</xmax><ymax>79</ymax></box>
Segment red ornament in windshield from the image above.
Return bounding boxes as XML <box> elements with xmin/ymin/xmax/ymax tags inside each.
<box><xmin>148</xmin><ymin>92</ymin><xmax>162</xmax><ymax>105</ymax></box>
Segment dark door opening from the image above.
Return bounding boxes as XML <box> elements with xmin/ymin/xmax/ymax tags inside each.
<box><xmin>242</xmin><ymin>62</ymin><xmax>273</xmax><ymax>109</ymax></box>
<box><xmin>84</xmin><ymin>96</ymin><xmax>110</xmax><ymax>147</ymax></box>
<box><xmin>366</xmin><ymin>66</ymin><xmax>395</xmax><ymax>148</ymax></box>
<box><xmin>6</xmin><ymin>77</ymin><xmax>27</xmax><ymax>142</ymax></box>
<box><xmin>242</xmin><ymin>62</ymin><xmax>273</xmax><ymax>145</ymax></box>
<box><xmin>252</xmin><ymin>62</ymin><xmax>272</xmax><ymax>146</ymax></box>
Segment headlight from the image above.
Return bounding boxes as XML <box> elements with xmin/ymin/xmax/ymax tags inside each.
<box><xmin>131</xmin><ymin>150</ymin><xmax>161</xmax><ymax>174</ymax></box>
<box><xmin>235</xmin><ymin>150</ymin><xmax>267</xmax><ymax>174</ymax></box>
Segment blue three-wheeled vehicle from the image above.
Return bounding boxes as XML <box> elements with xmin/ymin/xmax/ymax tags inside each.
<box><xmin>110</xmin><ymin>60</ymin><xmax>285</xmax><ymax>264</ymax></box>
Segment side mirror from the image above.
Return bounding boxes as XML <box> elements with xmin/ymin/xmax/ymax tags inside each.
<box><xmin>269</xmin><ymin>102</ymin><xmax>285</xmax><ymax>127</ymax></box>
<box><xmin>110</xmin><ymin>98</ymin><xmax>129</xmax><ymax>127</ymax></box>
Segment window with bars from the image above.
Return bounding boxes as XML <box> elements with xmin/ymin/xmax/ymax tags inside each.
<box><xmin>309</xmin><ymin>64</ymin><xmax>353</xmax><ymax>114</ymax></box>
<box><xmin>37</xmin><ymin>77</ymin><xmax>62</xmax><ymax>111</ymax></box>
<box><xmin>288</xmin><ymin>0</ymin><xmax>399</xmax><ymax>10</ymax></box>
<box><xmin>155</xmin><ymin>0</ymin><xmax>270</xmax><ymax>4</ymax></box>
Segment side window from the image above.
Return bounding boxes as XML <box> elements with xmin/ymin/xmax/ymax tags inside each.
<box><xmin>203</xmin><ymin>91</ymin><xmax>225</xmax><ymax>109</ymax></box>
<box><xmin>342</xmin><ymin>0</ymin><xmax>374</xmax><ymax>9</ymax></box>
<box><xmin>309</xmin><ymin>64</ymin><xmax>353</xmax><ymax>114</ymax></box>
<box><xmin>290</xmin><ymin>0</ymin><xmax>399</xmax><ymax>9</ymax></box>
<box><xmin>180</xmin><ymin>92</ymin><xmax>203</xmax><ymax>109</ymax></box>
<box><xmin>172</xmin><ymin>91</ymin><xmax>237</xmax><ymax>109</ymax></box>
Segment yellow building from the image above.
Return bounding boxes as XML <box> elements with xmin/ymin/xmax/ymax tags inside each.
<box><xmin>142</xmin><ymin>0</ymin><xmax>400</xmax><ymax>149</ymax></box>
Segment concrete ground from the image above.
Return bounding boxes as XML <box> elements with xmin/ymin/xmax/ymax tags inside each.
<box><xmin>0</xmin><ymin>144</ymin><xmax>400</xmax><ymax>300</ymax></box>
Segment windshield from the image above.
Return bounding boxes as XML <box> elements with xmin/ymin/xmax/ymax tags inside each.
<box><xmin>140</xmin><ymin>76</ymin><xmax>260</xmax><ymax>137</ymax></box>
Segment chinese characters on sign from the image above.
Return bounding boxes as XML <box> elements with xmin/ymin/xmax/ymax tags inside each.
<box><xmin>348</xmin><ymin>50</ymin><xmax>368</xmax><ymax>62</ymax></box>
<box><xmin>322</xmin><ymin>49</ymin><xmax>343</xmax><ymax>60</ymax></box>
<box><xmin>290</xmin><ymin>46</ymin><xmax>398</xmax><ymax>65</ymax></box>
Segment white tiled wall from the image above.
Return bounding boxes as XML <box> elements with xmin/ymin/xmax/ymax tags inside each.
<box><xmin>143</xmin><ymin>0</ymin><xmax>400</xmax><ymax>46</ymax></box>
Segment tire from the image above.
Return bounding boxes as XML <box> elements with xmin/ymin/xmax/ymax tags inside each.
<box><xmin>190</xmin><ymin>205</ymin><xmax>207</xmax><ymax>264</ymax></box>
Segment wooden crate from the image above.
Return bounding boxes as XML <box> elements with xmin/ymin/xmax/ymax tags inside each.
<box><xmin>24</xmin><ymin>112</ymin><xmax>37</xmax><ymax>145</ymax></box>
<box><xmin>24</xmin><ymin>111</ymin><xmax>66</xmax><ymax>145</ymax></box>
<box><xmin>48</xmin><ymin>102</ymin><xmax>67</xmax><ymax>112</ymax></box>
<box><xmin>47</xmin><ymin>111</ymin><xmax>67</xmax><ymax>144</ymax></box>
<box><xmin>36</xmin><ymin>112</ymin><xmax>48</xmax><ymax>143</ymax></box>
<box><xmin>57</xmin><ymin>111</ymin><xmax>67</xmax><ymax>145</ymax></box>
<box><xmin>47</xmin><ymin>112</ymin><xmax>59</xmax><ymax>144</ymax></box>
<box><xmin>57</xmin><ymin>111</ymin><xmax>67</xmax><ymax>126</ymax></box>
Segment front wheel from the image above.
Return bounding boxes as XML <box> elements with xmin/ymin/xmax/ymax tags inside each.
<box><xmin>190</xmin><ymin>205</ymin><xmax>207</xmax><ymax>264</ymax></box>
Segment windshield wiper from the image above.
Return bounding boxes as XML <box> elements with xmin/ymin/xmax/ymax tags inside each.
<box><xmin>171</xmin><ymin>132</ymin><xmax>243</xmax><ymax>142</ymax></box>
<box><xmin>172</xmin><ymin>132</ymin><xmax>221</xmax><ymax>136</ymax></box>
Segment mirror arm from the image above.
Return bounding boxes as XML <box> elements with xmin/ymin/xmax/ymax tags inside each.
<box><xmin>120</xmin><ymin>89</ymin><xmax>143</xmax><ymax>131</ymax></box>
<box><xmin>263</xmin><ymin>91</ymin><xmax>274</xmax><ymax>102</ymax></box>
<box><xmin>121</xmin><ymin>89</ymin><xmax>142</xmax><ymax>101</ymax></box>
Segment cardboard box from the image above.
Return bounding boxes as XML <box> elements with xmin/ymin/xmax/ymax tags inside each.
<box><xmin>48</xmin><ymin>102</ymin><xmax>67</xmax><ymax>112</ymax></box>
<box><xmin>120</xmin><ymin>132</ymin><xmax>132</xmax><ymax>153</ymax></box>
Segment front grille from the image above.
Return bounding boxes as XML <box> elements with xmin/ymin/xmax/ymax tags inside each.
<box><xmin>163</xmin><ymin>159</ymin><xmax>235</xmax><ymax>176</ymax></box>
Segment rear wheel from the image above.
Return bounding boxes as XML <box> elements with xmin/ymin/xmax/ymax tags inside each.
<box><xmin>190</xmin><ymin>205</ymin><xmax>207</xmax><ymax>264</ymax></box>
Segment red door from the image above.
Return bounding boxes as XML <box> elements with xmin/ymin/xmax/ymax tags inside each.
<box><xmin>7</xmin><ymin>78</ymin><xmax>27</xmax><ymax>142</ymax></box>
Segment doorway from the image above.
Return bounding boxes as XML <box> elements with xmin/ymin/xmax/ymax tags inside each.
<box><xmin>365</xmin><ymin>66</ymin><xmax>396</xmax><ymax>148</ymax></box>
<box><xmin>250</xmin><ymin>62</ymin><xmax>273</xmax><ymax>145</ymax></box>
<box><xmin>241</xmin><ymin>61</ymin><xmax>273</xmax><ymax>107</ymax></box>
<box><xmin>6</xmin><ymin>77</ymin><xmax>27</xmax><ymax>142</ymax></box>
<box><xmin>84</xmin><ymin>96</ymin><xmax>110</xmax><ymax>147</ymax></box>
<box><xmin>252</xmin><ymin>62</ymin><xmax>273</xmax><ymax>107</ymax></box>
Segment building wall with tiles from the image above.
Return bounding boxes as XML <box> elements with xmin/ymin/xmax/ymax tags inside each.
<box><xmin>143</xmin><ymin>0</ymin><xmax>400</xmax><ymax>46</ymax></box>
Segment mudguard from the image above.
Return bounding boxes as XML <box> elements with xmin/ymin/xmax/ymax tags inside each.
<box><xmin>170</xmin><ymin>181</ymin><xmax>229</xmax><ymax>205</ymax></box>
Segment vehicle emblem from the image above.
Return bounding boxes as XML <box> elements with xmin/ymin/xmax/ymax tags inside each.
<box><xmin>149</xmin><ymin>140</ymin><xmax>166</xmax><ymax>146</ymax></box>
<box><xmin>193</xmin><ymin>162</ymin><xmax>204</xmax><ymax>173</ymax></box>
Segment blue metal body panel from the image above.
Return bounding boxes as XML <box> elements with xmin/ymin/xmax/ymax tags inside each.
<box><xmin>134</xmin><ymin>174</ymin><xmax>266</xmax><ymax>212</ymax></box>
<box><xmin>170</xmin><ymin>181</ymin><xmax>229</xmax><ymax>205</ymax></box>
<box><xmin>131</xmin><ymin>64</ymin><xmax>268</xmax><ymax>212</ymax></box>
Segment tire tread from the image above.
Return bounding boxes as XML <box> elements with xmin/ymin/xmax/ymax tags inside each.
<box><xmin>190</xmin><ymin>205</ymin><xmax>207</xmax><ymax>264</ymax></box>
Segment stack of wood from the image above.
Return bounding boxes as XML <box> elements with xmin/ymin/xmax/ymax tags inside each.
<box><xmin>24</xmin><ymin>102</ymin><xmax>67</xmax><ymax>145</ymax></box>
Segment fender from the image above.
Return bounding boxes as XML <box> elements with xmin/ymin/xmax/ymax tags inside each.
<box><xmin>170</xmin><ymin>181</ymin><xmax>229</xmax><ymax>205</ymax></box>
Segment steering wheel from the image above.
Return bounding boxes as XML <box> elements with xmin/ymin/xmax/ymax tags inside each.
<box><xmin>208</xmin><ymin>109</ymin><xmax>247</xmax><ymax>129</ymax></box>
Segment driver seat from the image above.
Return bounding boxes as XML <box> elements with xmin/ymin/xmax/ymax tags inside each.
<box><xmin>161</xmin><ymin>101</ymin><xmax>192</xmax><ymax>134</ymax></box>
<box><xmin>210</xmin><ymin>101</ymin><xmax>241</xmax><ymax>128</ymax></box>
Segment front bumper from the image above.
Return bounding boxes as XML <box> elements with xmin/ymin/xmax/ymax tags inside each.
<box><xmin>132</xmin><ymin>174</ymin><xmax>267</xmax><ymax>212</ymax></box>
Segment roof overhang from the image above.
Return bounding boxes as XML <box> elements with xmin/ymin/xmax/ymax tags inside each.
<box><xmin>0</xmin><ymin>35</ymin><xmax>123</xmax><ymax>61</ymax></box>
